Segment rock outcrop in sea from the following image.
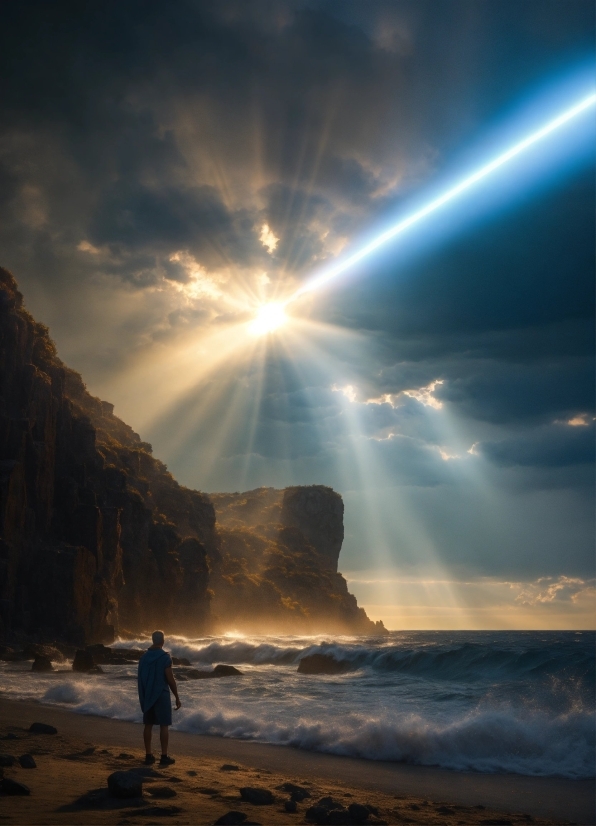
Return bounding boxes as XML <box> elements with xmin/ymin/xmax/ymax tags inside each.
<box><xmin>0</xmin><ymin>267</ymin><xmax>384</xmax><ymax>644</ymax></box>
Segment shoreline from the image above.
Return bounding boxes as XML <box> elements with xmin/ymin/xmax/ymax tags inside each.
<box><xmin>0</xmin><ymin>697</ymin><xmax>593</xmax><ymax>824</ymax></box>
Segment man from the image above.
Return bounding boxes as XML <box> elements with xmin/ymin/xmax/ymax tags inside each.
<box><xmin>138</xmin><ymin>630</ymin><xmax>181</xmax><ymax>765</ymax></box>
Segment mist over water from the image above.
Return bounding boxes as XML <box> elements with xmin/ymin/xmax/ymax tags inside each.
<box><xmin>2</xmin><ymin>631</ymin><xmax>593</xmax><ymax>779</ymax></box>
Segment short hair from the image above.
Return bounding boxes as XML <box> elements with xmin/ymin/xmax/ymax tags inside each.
<box><xmin>152</xmin><ymin>630</ymin><xmax>165</xmax><ymax>646</ymax></box>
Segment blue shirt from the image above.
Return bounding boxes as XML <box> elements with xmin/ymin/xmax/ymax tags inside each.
<box><xmin>138</xmin><ymin>648</ymin><xmax>172</xmax><ymax>713</ymax></box>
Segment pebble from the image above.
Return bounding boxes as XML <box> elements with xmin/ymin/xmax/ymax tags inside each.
<box><xmin>18</xmin><ymin>754</ymin><xmax>36</xmax><ymax>769</ymax></box>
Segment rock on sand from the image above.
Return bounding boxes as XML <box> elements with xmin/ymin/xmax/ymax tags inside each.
<box><xmin>29</xmin><ymin>722</ymin><xmax>57</xmax><ymax>735</ymax></box>
<box><xmin>107</xmin><ymin>770</ymin><xmax>143</xmax><ymax>799</ymax></box>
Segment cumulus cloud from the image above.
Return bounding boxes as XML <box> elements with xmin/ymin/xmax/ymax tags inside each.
<box><xmin>514</xmin><ymin>576</ymin><xmax>596</xmax><ymax>606</ymax></box>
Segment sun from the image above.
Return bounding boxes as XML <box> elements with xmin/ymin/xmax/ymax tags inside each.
<box><xmin>249</xmin><ymin>302</ymin><xmax>288</xmax><ymax>336</ymax></box>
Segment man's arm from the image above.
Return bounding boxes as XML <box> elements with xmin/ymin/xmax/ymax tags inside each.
<box><xmin>164</xmin><ymin>667</ymin><xmax>181</xmax><ymax>709</ymax></box>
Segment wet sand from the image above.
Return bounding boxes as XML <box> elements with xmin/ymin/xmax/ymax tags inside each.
<box><xmin>0</xmin><ymin>698</ymin><xmax>592</xmax><ymax>825</ymax></box>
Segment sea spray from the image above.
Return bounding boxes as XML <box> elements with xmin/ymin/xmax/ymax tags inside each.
<box><xmin>2</xmin><ymin>630</ymin><xmax>593</xmax><ymax>779</ymax></box>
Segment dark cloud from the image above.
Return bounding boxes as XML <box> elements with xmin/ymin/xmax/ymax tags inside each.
<box><xmin>481</xmin><ymin>422</ymin><xmax>595</xmax><ymax>468</ymax></box>
<box><xmin>0</xmin><ymin>0</ymin><xmax>593</xmax><ymax>584</ymax></box>
<box><xmin>91</xmin><ymin>182</ymin><xmax>265</xmax><ymax>271</ymax></box>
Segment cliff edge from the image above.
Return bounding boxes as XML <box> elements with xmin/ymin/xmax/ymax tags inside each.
<box><xmin>0</xmin><ymin>268</ymin><xmax>384</xmax><ymax>642</ymax></box>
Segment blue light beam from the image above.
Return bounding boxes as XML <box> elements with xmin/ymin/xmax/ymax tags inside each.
<box><xmin>288</xmin><ymin>92</ymin><xmax>596</xmax><ymax>304</ymax></box>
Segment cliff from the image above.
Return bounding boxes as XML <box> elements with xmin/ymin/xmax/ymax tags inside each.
<box><xmin>0</xmin><ymin>267</ymin><xmax>384</xmax><ymax>643</ymax></box>
<box><xmin>210</xmin><ymin>487</ymin><xmax>381</xmax><ymax>634</ymax></box>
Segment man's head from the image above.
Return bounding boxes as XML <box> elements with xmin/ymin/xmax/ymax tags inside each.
<box><xmin>152</xmin><ymin>630</ymin><xmax>165</xmax><ymax>648</ymax></box>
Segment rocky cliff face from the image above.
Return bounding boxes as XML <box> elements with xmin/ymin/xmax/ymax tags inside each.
<box><xmin>0</xmin><ymin>267</ymin><xmax>215</xmax><ymax>644</ymax></box>
<box><xmin>209</xmin><ymin>487</ymin><xmax>382</xmax><ymax>634</ymax></box>
<box><xmin>280</xmin><ymin>486</ymin><xmax>344</xmax><ymax>571</ymax></box>
<box><xmin>0</xmin><ymin>268</ymin><xmax>384</xmax><ymax>642</ymax></box>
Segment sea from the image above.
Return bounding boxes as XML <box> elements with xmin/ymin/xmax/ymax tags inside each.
<box><xmin>1</xmin><ymin>631</ymin><xmax>594</xmax><ymax>779</ymax></box>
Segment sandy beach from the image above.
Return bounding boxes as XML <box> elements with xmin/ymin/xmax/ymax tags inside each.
<box><xmin>0</xmin><ymin>698</ymin><xmax>592</xmax><ymax>825</ymax></box>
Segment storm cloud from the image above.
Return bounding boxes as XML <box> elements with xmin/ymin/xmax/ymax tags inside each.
<box><xmin>0</xmin><ymin>1</ymin><xmax>593</xmax><ymax>622</ymax></box>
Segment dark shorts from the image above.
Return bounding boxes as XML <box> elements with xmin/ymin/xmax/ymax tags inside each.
<box><xmin>143</xmin><ymin>690</ymin><xmax>172</xmax><ymax>726</ymax></box>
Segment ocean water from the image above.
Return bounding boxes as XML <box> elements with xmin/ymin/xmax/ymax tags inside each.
<box><xmin>1</xmin><ymin>631</ymin><xmax>593</xmax><ymax>779</ymax></box>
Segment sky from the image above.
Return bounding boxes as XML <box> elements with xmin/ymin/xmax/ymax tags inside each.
<box><xmin>1</xmin><ymin>0</ymin><xmax>594</xmax><ymax>629</ymax></box>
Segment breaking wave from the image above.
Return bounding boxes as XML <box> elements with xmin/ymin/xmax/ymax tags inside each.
<box><xmin>2</xmin><ymin>631</ymin><xmax>593</xmax><ymax>779</ymax></box>
<box><xmin>115</xmin><ymin>632</ymin><xmax>595</xmax><ymax>685</ymax></box>
<box><xmin>178</xmin><ymin>703</ymin><xmax>594</xmax><ymax>778</ymax></box>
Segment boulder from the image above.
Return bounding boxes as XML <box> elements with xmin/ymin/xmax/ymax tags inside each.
<box><xmin>284</xmin><ymin>799</ymin><xmax>298</xmax><ymax>812</ymax></box>
<box><xmin>85</xmin><ymin>644</ymin><xmax>144</xmax><ymax>664</ymax></box>
<box><xmin>31</xmin><ymin>655</ymin><xmax>53</xmax><ymax>672</ymax></box>
<box><xmin>18</xmin><ymin>754</ymin><xmax>36</xmax><ymax>769</ymax></box>
<box><xmin>239</xmin><ymin>786</ymin><xmax>274</xmax><ymax>805</ymax></box>
<box><xmin>0</xmin><ymin>755</ymin><xmax>15</xmax><ymax>767</ymax></box>
<box><xmin>213</xmin><ymin>664</ymin><xmax>243</xmax><ymax>677</ymax></box>
<box><xmin>305</xmin><ymin>806</ymin><xmax>332</xmax><ymax>825</ymax></box>
<box><xmin>1</xmin><ymin>777</ymin><xmax>30</xmax><ymax>796</ymax></box>
<box><xmin>107</xmin><ymin>770</ymin><xmax>143</xmax><ymax>799</ymax></box>
<box><xmin>29</xmin><ymin>722</ymin><xmax>57</xmax><ymax>734</ymax></box>
<box><xmin>297</xmin><ymin>654</ymin><xmax>351</xmax><ymax>675</ymax></box>
<box><xmin>171</xmin><ymin>656</ymin><xmax>191</xmax><ymax>666</ymax></box>
<box><xmin>220</xmin><ymin>764</ymin><xmax>240</xmax><ymax>771</ymax></box>
<box><xmin>23</xmin><ymin>643</ymin><xmax>65</xmax><ymax>662</ymax></box>
<box><xmin>184</xmin><ymin>665</ymin><xmax>243</xmax><ymax>679</ymax></box>
<box><xmin>348</xmin><ymin>803</ymin><xmax>370</xmax><ymax>824</ymax></box>
<box><xmin>73</xmin><ymin>649</ymin><xmax>100</xmax><ymax>672</ymax></box>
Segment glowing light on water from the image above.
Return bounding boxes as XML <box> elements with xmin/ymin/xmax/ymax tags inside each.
<box><xmin>284</xmin><ymin>92</ymin><xmax>596</xmax><ymax>304</ymax></box>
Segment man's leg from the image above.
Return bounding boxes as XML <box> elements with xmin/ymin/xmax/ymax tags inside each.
<box><xmin>144</xmin><ymin>724</ymin><xmax>153</xmax><ymax>755</ymax></box>
<box><xmin>159</xmin><ymin>725</ymin><xmax>169</xmax><ymax>757</ymax></box>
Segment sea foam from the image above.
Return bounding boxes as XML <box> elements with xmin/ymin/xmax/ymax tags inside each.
<box><xmin>2</xmin><ymin>630</ymin><xmax>593</xmax><ymax>779</ymax></box>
